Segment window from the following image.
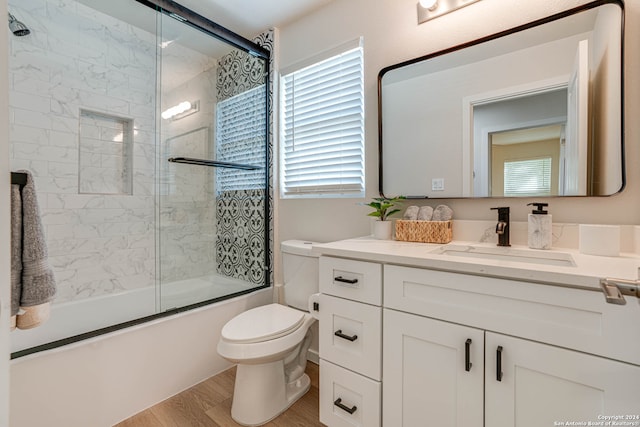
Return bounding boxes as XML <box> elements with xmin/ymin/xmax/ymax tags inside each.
<box><xmin>281</xmin><ymin>45</ymin><xmax>364</xmax><ymax>198</ymax></box>
<box><xmin>503</xmin><ymin>157</ymin><xmax>552</xmax><ymax>197</ymax></box>
<box><xmin>216</xmin><ymin>85</ymin><xmax>266</xmax><ymax>193</ymax></box>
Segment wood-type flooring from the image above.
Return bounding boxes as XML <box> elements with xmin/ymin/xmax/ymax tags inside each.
<box><xmin>114</xmin><ymin>362</ymin><xmax>322</xmax><ymax>427</ymax></box>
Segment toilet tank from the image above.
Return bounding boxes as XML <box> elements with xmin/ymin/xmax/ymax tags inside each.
<box><xmin>281</xmin><ymin>240</ymin><xmax>319</xmax><ymax>311</ymax></box>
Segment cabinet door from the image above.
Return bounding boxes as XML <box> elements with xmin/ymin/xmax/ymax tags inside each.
<box><xmin>383</xmin><ymin>309</ymin><xmax>484</xmax><ymax>427</ymax></box>
<box><xmin>485</xmin><ymin>332</ymin><xmax>640</xmax><ymax>427</ymax></box>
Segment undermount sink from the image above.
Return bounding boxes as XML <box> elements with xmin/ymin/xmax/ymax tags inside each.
<box><xmin>429</xmin><ymin>244</ymin><xmax>576</xmax><ymax>267</ymax></box>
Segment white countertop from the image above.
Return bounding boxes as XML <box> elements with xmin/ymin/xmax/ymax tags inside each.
<box><xmin>313</xmin><ymin>237</ymin><xmax>640</xmax><ymax>290</ymax></box>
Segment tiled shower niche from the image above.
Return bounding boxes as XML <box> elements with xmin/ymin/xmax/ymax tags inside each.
<box><xmin>79</xmin><ymin>110</ymin><xmax>133</xmax><ymax>195</ymax></box>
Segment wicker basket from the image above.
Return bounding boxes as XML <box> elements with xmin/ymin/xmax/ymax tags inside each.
<box><xmin>395</xmin><ymin>220</ymin><xmax>453</xmax><ymax>244</ymax></box>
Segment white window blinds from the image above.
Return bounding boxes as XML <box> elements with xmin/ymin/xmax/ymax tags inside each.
<box><xmin>503</xmin><ymin>157</ymin><xmax>552</xmax><ymax>197</ymax></box>
<box><xmin>281</xmin><ymin>46</ymin><xmax>364</xmax><ymax>198</ymax></box>
<box><xmin>216</xmin><ymin>85</ymin><xmax>266</xmax><ymax>193</ymax></box>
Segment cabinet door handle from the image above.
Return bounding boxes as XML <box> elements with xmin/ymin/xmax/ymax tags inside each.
<box><xmin>334</xmin><ymin>276</ymin><xmax>358</xmax><ymax>284</ymax></box>
<box><xmin>465</xmin><ymin>338</ymin><xmax>472</xmax><ymax>372</ymax></box>
<box><xmin>334</xmin><ymin>398</ymin><xmax>358</xmax><ymax>415</ymax></box>
<box><xmin>334</xmin><ymin>329</ymin><xmax>358</xmax><ymax>342</ymax></box>
<box><xmin>496</xmin><ymin>345</ymin><xmax>504</xmax><ymax>381</ymax></box>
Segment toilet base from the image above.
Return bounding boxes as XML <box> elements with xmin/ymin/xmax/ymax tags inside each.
<box><xmin>231</xmin><ymin>361</ymin><xmax>311</xmax><ymax>426</ymax></box>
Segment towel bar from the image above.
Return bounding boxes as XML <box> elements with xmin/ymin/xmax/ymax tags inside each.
<box><xmin>11</xmin><ymin>172</ymin><xmax>27</xmax><ymax>188</ymax></box>
<box><xmin>600</xmin><ymin>277</ymin><xmax>640</xmax><ymax>305</ymax></box>
<box><xmin>168</xmin><ymin>157</ymin><xmax>262</xmax><ymax>170</ymax></box>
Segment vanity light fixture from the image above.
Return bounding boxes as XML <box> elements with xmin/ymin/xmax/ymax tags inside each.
<box><xmin>419</xmin><ymin>0</ymin><xmax>438</xmax><ymax>10</ymax></box>
<box><xmin>161</xmin><ymin>100</ymin><xmax>200</xmax><ymax>120</ymax></box>
<box><xmin>418</xmin><ymin>0</ymin><xmax>481</xmax><ymax>24</ymax></box>
<box><xmin>159</xmin><ymin>40</ymin><xmax>174</xmax><ymax>49</ymax></box>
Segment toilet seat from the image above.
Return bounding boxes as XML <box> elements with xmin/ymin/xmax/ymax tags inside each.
<box><xmin>221</xmin><ymin>303</ymin><xmax>305</xmax><ymax>344</ymax></box>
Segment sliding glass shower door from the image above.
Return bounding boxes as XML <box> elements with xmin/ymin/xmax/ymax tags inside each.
<box><xmin>9</xmin><ymin>0</ymin><xmax>271</xmax><ymax>355</ymax></box>
<box><xmin>157</xmin><ymin>11</ymin><xmax>270</xmax><ymax>311</ymax></box>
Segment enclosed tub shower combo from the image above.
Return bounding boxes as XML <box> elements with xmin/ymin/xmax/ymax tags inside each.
<box><xmin>8</xmin><ymin>0</ymin><xmax>273</xmax><ymax>356</ymax></box>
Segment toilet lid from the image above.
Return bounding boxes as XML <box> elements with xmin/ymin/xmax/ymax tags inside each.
<box><xmin>221</xmin><ymin>303</ymin><xmax>306</xmax><ymax>344</ymax></box>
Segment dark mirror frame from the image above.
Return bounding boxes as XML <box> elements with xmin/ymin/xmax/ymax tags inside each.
<box><xmin>378</xmin><ymin>0</ymin><xmax>624</xmax><ymax>199</ymax></box>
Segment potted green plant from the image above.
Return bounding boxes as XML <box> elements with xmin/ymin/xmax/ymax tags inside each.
<box><xmin>364</xmin><ymin>196</ymin><xmax>405</xmax><ymax>239</ymax></box>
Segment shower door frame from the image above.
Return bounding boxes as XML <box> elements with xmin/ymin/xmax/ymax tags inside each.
<box><xmin>12</xmin><ymin>0</ymin><xmax>272</xmax><ymax>359</ymax></box>
<box><xmin>150</xmin><ymin>0</ymin><xmax>272</xmax><ymax>308</ymax></box>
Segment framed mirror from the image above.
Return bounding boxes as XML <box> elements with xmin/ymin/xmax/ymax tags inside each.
<box><xmin>379</xmin><ymin>0</ymin><xmax>623</xmax><ymax>198</ymax></box>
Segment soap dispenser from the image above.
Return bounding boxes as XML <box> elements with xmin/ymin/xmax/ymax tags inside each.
<box><xmin>527</xmin><ymin>202</ymin><xmax>552</xmax><ymax>250</ymax></box>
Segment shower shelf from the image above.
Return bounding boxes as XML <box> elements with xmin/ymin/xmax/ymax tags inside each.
<box><xmin>168</xmin><ymin>157</ymin><xmax>262</xmax><ymax>170</ymax></box>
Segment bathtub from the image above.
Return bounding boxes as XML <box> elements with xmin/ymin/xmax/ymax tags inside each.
<box><xmin>9</xmin><ymin>286</ymin><xmax>273</xmax><ymax>427</ymax></box>
<box><xmin>10</xmin><ymin>274</ymin><xmax>260</xmax><ymax>354</ymax></box>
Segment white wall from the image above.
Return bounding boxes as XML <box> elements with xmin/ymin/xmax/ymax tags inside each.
<box><xmin>276</xmin><ymin>0</ymin><xmax>640</xmax><ymax>261</ymax></box>
<box><xmin>591</xmin><ymin>4</ymin><xmax>623</xmax><ymax>195</ymax></box>
<box><xmin>0</xmin><ymin>0</ymin><xmax>11</xmax><ymax>423</ymax></box>
<box><xmin>9</xmin><ymin>288</ymin><xmax>272</xmax><ymax>427</ymax></box>
<box><xmin>383</xmin><ymin>33</ymin><xmax>581</xmax><ymax>198</ymax></box>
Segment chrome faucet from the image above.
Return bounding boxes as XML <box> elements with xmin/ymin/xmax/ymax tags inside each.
<box><xmin>491</xmin><ymin>207</ymin><xmax>511</xmax><ymax>247</ymax></box>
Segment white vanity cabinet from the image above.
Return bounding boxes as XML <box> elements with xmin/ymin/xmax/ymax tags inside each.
<box><xmin>384</xmin><ymin>311</ymin><xmax>640</xmax><ymax>427</ymax></box>
<box><xmin>318</xmin><ymin>256</ymin><xmax>383</xmax><ymax>427</ymax></box>
<box><xmin>383</xmin><ymin>265</ymin><xmax>640</xmax><ymax>427</ymax></box>
<box><xmin>316</xmin><ymin>247</ymin><xmax>640</xmax><ymax>427</ymax></box>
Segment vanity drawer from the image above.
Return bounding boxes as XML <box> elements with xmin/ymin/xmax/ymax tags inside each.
<box><xmin>319</xmin><ymin>294</ymin><xmax>382</xmax><ymax>380</ymax></box>
<box><xmin>384</xmin><ymin>264</ymin><xmax>640</xmax><ymax>366</ymax></box>
<box><xmin>320</xmin><ymin>359</ymin><xmax>381</xmax><ymax>427</ymax></box>
<box><xmin>320</xmin><ymin>256</ymin><xmax>382</xmax><ymax>305</ymax></box>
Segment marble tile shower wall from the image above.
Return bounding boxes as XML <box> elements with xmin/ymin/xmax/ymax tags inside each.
<box><xmin>160</xmin><ymin>65</ymin><xmax>218</xmax><ymax>283</ymax></box>
<box><xmin>9</xmin><ymin>0</ymin><xmax>157</xmax><ymax>303</ymax></box>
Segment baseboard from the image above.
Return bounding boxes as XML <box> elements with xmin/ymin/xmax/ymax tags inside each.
<box><xmin>307</xmin><ymin>348</ymin><xmax>319</xmax><ymax>364</ymax></box>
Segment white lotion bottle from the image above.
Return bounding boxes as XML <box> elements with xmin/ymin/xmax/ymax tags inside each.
<box><xmin>527</xmin><ymin>202</ymin><xmax>552</xmax><ymax>250</ymax></box>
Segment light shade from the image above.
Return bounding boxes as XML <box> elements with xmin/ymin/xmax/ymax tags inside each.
<box><xmin>417</xmin><ymin>0</ymin><xmax>481</xmax><ymax>24</ymax></box>
<box><xmin>161</xmin><ymin>100</ymin><xmax>199</xmax><ymax>120</ymax></box>
<box><xmin>419</xmin><ymin>0</ymin><xmax>437</xmax><ymax>9</ymax></box>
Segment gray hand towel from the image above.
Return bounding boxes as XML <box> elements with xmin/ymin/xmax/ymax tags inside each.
<box><xmin>417</xmin><ymin>206</ymin><xmax>433</xmax><ymax>221</ymax></box>
<box><xmin>403</xmin><ymin>206</ymin><xmax>419</xmax><ymax>220</ymax></box>
<box><xmin>432</xmin><ymin>204</ymin><xmax>454</xmax><ymax>221</ymax></box>
<box><xmin>10</xmin><ymin>184</ymin><xmax>22</xmax><ymax>316</ymax></box>
<box><xmin>13</xmin><ymin>170</ymin><xmax>57</xmax><ymax>310</ymax></box>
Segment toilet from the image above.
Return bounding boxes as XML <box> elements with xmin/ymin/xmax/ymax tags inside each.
<box><xmin>217</xmin><ymin>240</ymin><xmax>319</xmax><ymax>426</ymax></box>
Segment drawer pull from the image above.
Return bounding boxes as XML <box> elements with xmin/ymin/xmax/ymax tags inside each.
<box><xmin>496</xmin><ymin>345</ymin><xmax>504</xmax><ymax>381</ymax></box>
<box><xmin>465</xmin><ymin>338</ymin><xmax>472</xmax><ymax>372</ymax></box>
<box><xmin>334</xmin><ymin>329</ymin><xmax>358</xmax><ymax>342</ymax></box>
<box><xmin>334</xmin><ymin>276</ymin><xmax>358</xmax><ymax>284</ymax></box>
<box><xmin>334</xmin><ymin>398</ymin><xmax>358</xmax><ymax>415</ymax></box>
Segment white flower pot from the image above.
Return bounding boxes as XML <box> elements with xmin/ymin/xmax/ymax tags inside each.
<box><xmin>373</xmin><ymin>220</ymin><xmax>393</xmax><ymax>240</ymax></box>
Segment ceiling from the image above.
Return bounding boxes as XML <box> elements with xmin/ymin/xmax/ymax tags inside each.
<box><xmin>77</xmin><ymin>0</ymin><xmax>333</xmax><ymax>46</ymax></box>
<box><xmin>170</xmin><ymin>0</ymin><xmax>333</xmax><ymax>37</ymax></box>
<box><xmin>491</xmin><ymin>124</ymin><xmax>563</xmax><ymax>146</ymax></box>
<box><xmin>75</xmin><ymin>0</ymin><xmax>333</xmax><ymax>91</ymax></box>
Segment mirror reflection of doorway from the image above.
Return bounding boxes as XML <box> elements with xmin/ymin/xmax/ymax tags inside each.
<box><xmin>489</xmin><ymin>124</ymin><xmax>564</xmax><ymax>197</ymax></box>
<box><xmin>472</xmin><ymin>88</ymin><xmax>568</xmax><ymax>197</ymax></box>
<box><xmin>471</xmin><ymin>39</ymin><xmax>589</xmax><ymax>197</ymax></box>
